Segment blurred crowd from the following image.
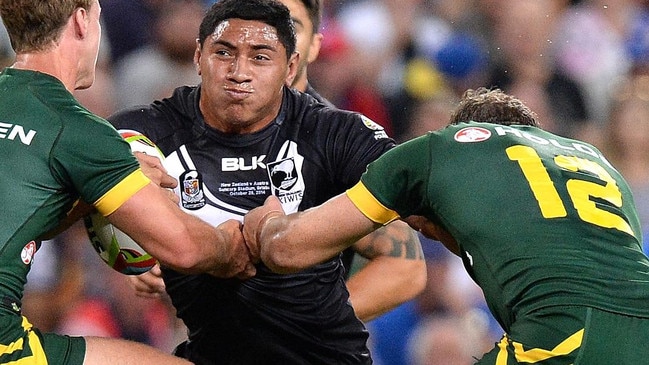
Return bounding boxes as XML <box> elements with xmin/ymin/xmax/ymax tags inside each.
<box><xmin>2</xmin><ymin>0</ymin><xmax>649</xmax><ymax>364</ymax></box>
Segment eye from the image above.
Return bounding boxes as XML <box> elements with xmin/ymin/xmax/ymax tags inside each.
<box><xmin>214</xmin><ymin>49</ymin><xmax>232</xmax><ymax>57</ymax></box>
<box><xmin>254</xmin><ymin>54</ymin><xmax>271</xmax><ymax>61</ymax></box>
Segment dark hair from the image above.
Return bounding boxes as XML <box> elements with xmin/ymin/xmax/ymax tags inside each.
<box><xmin>298</xmin><ymin>0</ymin><xmax>322</xmax><ymax>33</ymax></box>
<box><xmin>199</xmin><ymin>0</ymin><xmax>296</xmax><ymax>59</ymax></box>
<box><xmin>450</xmin><ymin>87</ymin><xmax>539</xmax><ymax>127</ymax></box>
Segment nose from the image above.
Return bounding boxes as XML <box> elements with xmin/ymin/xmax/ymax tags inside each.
<box><xmin>227</xmin><ymin>56</ymin><xmax>252</xmax><ymax>83</ymax></box>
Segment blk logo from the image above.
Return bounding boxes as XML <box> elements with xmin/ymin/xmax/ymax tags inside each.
<box><xmin>222</xmin><ymin>155</ymin><xmax>267</xmax><ymax>171</ymax></box>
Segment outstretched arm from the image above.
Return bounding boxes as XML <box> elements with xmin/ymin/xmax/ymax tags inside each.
<box><xmin>109</xmin><ymin>182</ymin><xmax>256</xmax><ymax>278</ymax></box>
<box><xmin>244</xmin><ymin>194</ymin><xmax>380</xmax><ymax>274</ymax></box>
<box><xmin>346</xmin><ymin>221</ymin><xmax>426</xmax><ymax>322</ymax></box>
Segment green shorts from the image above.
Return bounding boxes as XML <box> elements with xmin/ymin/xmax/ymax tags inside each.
<box><xmin>0</xmin><ymin>315</ymin><xmax>86</xmax><ymax>364</ymax></box>
<box><xmin>477</xmin><ymin>306</ymin><xmax>649</xmax><ymax>365</ymax></box>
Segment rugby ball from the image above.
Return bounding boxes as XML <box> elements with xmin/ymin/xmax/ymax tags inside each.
<box><xmin>84</xmin><ymin>213</ymin><xmax>157</xmax><ymax>275</ymax></box>
<box><xmin>119</xmin><ymin>129</ymin><xmax>164</xmax><ymax>157</ymax></box>
<box><xmin>83</xmin><ymin>130</ymin><xmax>163</xmax><ymax>275</ymax></box>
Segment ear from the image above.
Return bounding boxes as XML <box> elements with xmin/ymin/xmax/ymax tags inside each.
<box><xmin>285</xmin><ymin>51</ymin><xmax>299</xmax><ymax>86</ymax></box>
<box><xmin>307</xmin><ymin>33</ymin><xmax>323</xmax><ymax>64</ymax></box>
<box><xmin>72</xmin><ymin>6</ymin><xmax>89</xmax><ymax>39</ymax></box>
<box><xmin>194</xmin><ymin>39</ymin><xmax>202</xmax><ymax>75</ymax></box>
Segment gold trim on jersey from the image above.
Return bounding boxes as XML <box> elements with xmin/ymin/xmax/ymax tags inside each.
<box><xmin>495</xmin><ymin>329</ymin><xmax>584</xmax><ymax>364</ymax></box>
<box><xmin>94</xmin><ymin>169</ymin><xmax>150</xmax><ymax>216</ymax></box>
<box><xmin>346</xmin><ymin>182</ymin><xmax>399</xmax><ymax>225</ymax></box>
<box><xmin>0</xmin><ymin>317</ymin><xmax>47</xmax><ymax>364</ymax></box>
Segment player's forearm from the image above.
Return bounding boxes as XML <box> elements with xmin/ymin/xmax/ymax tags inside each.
<box><xmin>347</xmin><ymin>222</ymin><xmax>427</xmax><ymax>321</ymax></box>
<box><xmin>245</xmin><ymin>194</ymin><xmax>380</xmax><ymax>273</ymax></box>
<box><xmin>258</xmin><ymin>195</ymin><xmax>379</xmax><ymax>274</ymax></box>
<box><xmin>258</xmin><ymin>212</ymin><xmax>346</xmax><ymax>274</ymax></box>
<box><xmin>181</xmin><ymin>215</ymin><xmax>236</xmax><ymax>273</ymax></box>
<box><xmin>109</xmin><ymin>184</ymin><xmax>244</xmax><ymax>275</ymax></box>
<box><xmin>347</xmin><ymin>256</ymin><xmax>427</xmax><ymax>322</ymax></box>
<box><xmin>132</xmin><ymin>211</ymin><xmax>223</xmax><ymax>274</ymax></box>
<box><xmin>170</xmin><ymin>216</ymin><xmax>254</xmax><ymax>279</ymax></box>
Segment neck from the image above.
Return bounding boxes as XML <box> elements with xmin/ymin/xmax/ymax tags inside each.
<box><xmin>12</xmin><ymin>49</ymin><xmax>78</xmax><ymax>92</ymax></box>
<box><xmin>292</xmin><ymin>73</ymin><xmax>308</xmax><ymax>93</ymax></box>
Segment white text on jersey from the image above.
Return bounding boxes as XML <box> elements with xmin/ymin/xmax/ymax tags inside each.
<box><xmin>0</xmin><ymin>122</ymin><xmax>36</xmax><ymax>145</ymax></box>
<box><xmin>494</xmin><ymin>126</ymin><xmax>612</xmax><ymax>167</ymax></box>
<box><xmin>222</xmin><ymin>155</ymin><xmax>267</xmax><ymax>171</ymax></box>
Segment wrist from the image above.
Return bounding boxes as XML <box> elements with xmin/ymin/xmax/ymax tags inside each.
<box><xmin>256</xmin><ymin>210</ymin><xmax>284</xmax><ymax>243</ymax></box>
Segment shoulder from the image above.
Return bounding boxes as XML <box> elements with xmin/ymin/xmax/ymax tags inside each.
<box><xmin>109</xmin><ymin>85</ymin><xmax>198</xmax><ymax>141</ymax></box>
<box><xmin>304</xmin><ymin>84</ymin><xmax>336</xmax><ymax>108</ymax></box>
<box><xmin>286</xmin><ymin>88</ymin><xmax>384</xmax><ymax>133</ymax></box>
<box><xmin>313</xmin><ymin>106</ymin><xmax>391</xmax><ymax>143</ymax></box>
<box><xmin>23</xmin><ymin>71</ymin><xmax>95</xmax><ymax>124</ymax></box>
<box><xmin>52</xmin><ymin>113</ymin><xmax>131</xmax><ymax>172</ymax></box>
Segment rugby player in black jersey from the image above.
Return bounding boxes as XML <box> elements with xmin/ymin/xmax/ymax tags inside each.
<box><xmin>109</xmin><ymin>0</ymin><xmax>425</xmax><ymax>363</ymax></box>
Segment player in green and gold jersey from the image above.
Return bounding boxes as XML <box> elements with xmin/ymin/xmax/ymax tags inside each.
<box><xmin>0</xmin><ymin>1</ymin><xmax>254</xmax><ymax>364</ymax></box>
<box><xmin>245</xmin><ymin>88</ymin><xmax>649</xmax><ymax>364</ymax></box>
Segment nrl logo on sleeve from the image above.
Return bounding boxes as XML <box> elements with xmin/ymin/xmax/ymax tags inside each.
<box><xmin>360</xmin><ymin>116</ymin><xmax>388</xmax><ymax>139</ymax></box>
<box><xmin>360</xmin><ymin>115</ymin><xmax>383</xmax><ymax>130</ymax></box>
<box><xmin>21</xmin><ymin>241</ymin><xmax>36</xmax><ymax>265</ymax></box>
<box><xmin>454</xmin><ymin>127</ymin><xmax>491</xmax><ymax>142</ymax></box>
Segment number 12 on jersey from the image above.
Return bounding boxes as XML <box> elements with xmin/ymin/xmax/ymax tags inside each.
<box><xmin>507</xmin><ymin>145</ymin><xmax>635</xmax><ymax>237</ymax></box>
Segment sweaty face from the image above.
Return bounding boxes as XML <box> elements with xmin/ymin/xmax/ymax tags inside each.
<box><xmin>195</xmin><ymin>18</ymin><xmax>295</xmax><ymax>134</ymax></box>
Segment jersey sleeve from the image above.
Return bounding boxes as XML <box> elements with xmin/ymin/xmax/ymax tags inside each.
<box><xmin>51</xmin><ymin>114</ymin><xmax>150</xmax><ymax>215</ymax></box>
<box><xmin>328</xmin><ymin>113</ymin><xmax>396</xmax><ymax>188</ymax></box>
<box><xmin>109</xmin><ymin>106</ymin><xmax>157</xmax><ymax>138</ymax></box>
<box><xmin>108</xmin><ymin>102</ymin><xmax>185</xmax><ymax>156</ymax></box>
<box><xmin>347</xmin><ymin>134</ymin><xmax>432</xmax><ymax>222</ymax></box>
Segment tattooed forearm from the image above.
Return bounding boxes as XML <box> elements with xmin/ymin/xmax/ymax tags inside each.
<box><xmin>352</xmin><ymin>221</ymin><xmax>424</xmax><ymax>260</ymax></box>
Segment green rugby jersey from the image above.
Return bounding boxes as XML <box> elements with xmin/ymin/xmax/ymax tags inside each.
<box><xmin>0</xmin><ymin>68</ymin><xmax>146</xmax><ymax>311</ymax></box>
<box><xmin>348</xmin><ymin>121</ymin><xmax>649</xmax><ymax>332</ymax></box>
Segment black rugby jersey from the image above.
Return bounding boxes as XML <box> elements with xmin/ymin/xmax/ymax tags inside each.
<box><xmin>109</xmin><ymin>86</ymin><xmax>394</xmax><ymax>364</ymax></box>
<box><xmin>303</xmin><ymin>83</ymin><xmax>356</xmax><ymax>278</ymax></box>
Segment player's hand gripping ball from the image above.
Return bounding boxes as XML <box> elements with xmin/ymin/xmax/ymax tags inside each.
<box><xmin>83</xmin><ymin>130</ymin><xmax>163</xmax><ymax>275</ymax></box>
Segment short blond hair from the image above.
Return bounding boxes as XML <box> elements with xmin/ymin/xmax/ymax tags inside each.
<box><xmin>0</xmin><ymin>0</ymin><xmax>94</xmax><ymax>52</ymax></box>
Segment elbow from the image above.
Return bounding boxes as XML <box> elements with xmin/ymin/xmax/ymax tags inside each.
<box><xmin>263</xmin><ymin>256</ymin><xmax>298</xmax><ymax>275</ymax></box>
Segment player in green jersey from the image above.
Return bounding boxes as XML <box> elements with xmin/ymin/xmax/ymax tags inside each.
<box><xmin>0</xmin><ymin>1</ymin><xmax>255</xmax><ymax>364</ymax></box>
<box><xmin>244</xmin><ymin>87</ymin><xmax>649</xmax><ymax>364</ymax></box>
